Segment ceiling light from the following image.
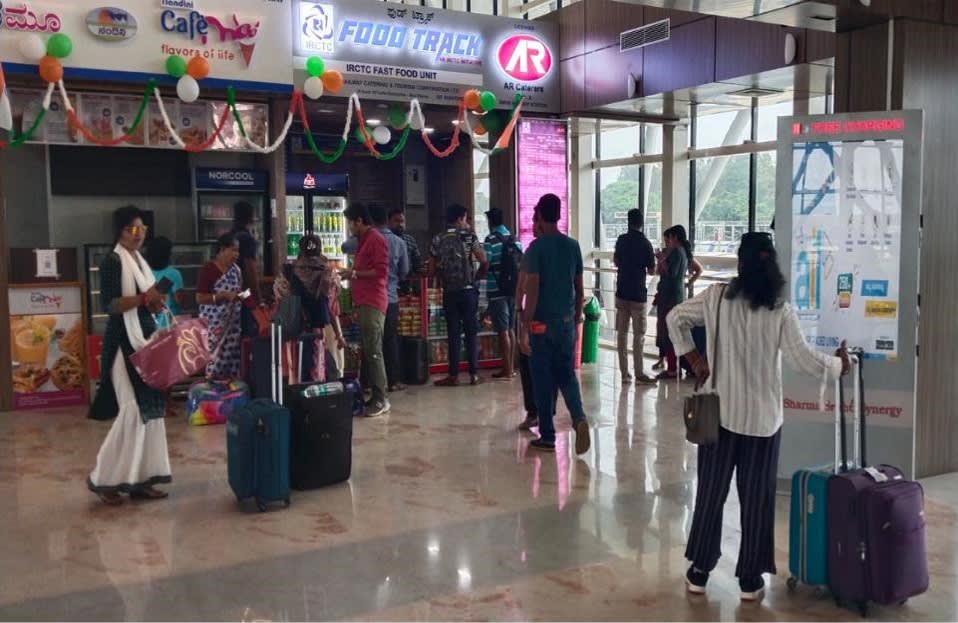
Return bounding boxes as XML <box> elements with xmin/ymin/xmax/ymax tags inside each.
<box><xmin>451</xmin><ymin>120</ymin><xmax>461</xmax><ymax>125</ymax></box>
<box><xmin>317</xmin><ymin>109</ymin><xmax>335</xmax><ymax>113</ymax></box>
<box><xmin>366</xmin><ymin>119</ymin><xmax>382</xmax><ymax>126</ymax></box>
<box><xmin>424</xmin><ymin>127</ymin><xmax>435</xmax><ymax>133</ymax></box>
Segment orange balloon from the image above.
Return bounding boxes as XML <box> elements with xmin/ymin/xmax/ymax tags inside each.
<box><xmin>321</xmin><ymin>70</ymin><xmax>344</xmax><ymax>94</ymax></box>
<box><xmin>187</xmin><ymin>56</ymin><xmax>210</xmax><ymax>80</ymax></box>
<box><xmin>473</xmin><ymin>122</ymin><xmax>487</xmax><ymax>136</ymax></box>
<box><xmin>463</xmin><ymin>89</ymin><xmax>481</xmax><ymax>110</ymax></box>
<box><xmin>38</xmin><ymin>55</ymin><xmax>62</xmax><ymax>83</ymax></box>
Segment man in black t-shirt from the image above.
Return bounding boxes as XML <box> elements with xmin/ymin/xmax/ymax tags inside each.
<box><xmin>232</xmin><ymin>201</ymin><xmax>260</xmax><ymax>337</ymax></box>
<box><xmin>613</xmin><ymin>209</ymin><xmax>656</xmax><ymax>385</ymax></box>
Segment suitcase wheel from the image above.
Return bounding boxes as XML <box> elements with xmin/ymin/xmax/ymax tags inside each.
<box><xmin>786</xmin><ymin>577</ymin><xmax>798</xmax><ymax>592</ymax></box>
<box><xmin>257</xmin><ymin>501</ymin><xmax>268</xmax><ymax>513</ymax></box>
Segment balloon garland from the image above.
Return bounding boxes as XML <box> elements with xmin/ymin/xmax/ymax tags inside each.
<box><xmin>1</xmin><ymin>52</ymin><xmax>525</xmax><ymax>160</ymax></box>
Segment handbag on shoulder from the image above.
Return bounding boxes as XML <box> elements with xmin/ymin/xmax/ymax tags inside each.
<box><xmin>683</xmin><ymin>286</ymin><xmax>725</xmax><ymax>446</ymax></box>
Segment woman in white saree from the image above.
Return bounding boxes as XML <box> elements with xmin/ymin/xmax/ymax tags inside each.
<box><xmin>87</xmin><ymin>206</ymin><xmax>172</xmax><ymax>505</ymax></box>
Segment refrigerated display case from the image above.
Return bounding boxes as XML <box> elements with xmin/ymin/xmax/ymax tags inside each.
<box><xmin>195</xmin><ymin>168</ymin><xmax>271</xmax><ymax>276</ymax></box>
<box><xmin>285</xmin><ymin>172</ymin><xmax>348</xmax><ymax>260</ymax></box>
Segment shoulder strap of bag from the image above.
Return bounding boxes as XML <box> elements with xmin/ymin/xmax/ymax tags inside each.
<box><xmin>710</xmin><ymin>285</ymin><xmax>726</xmax><ymax>391</ymax></box>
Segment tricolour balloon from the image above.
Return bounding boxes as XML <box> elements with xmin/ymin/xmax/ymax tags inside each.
<box><xmin>388</xmin><ymin>105</ymin><xmax>406</xmax><ymax>129</ymax></box>
<box><xmin>165</xmin><ymin>55</ymin><xmax>187</xmax><ymax>78</ymax></box>
<box><xmin>304</xmin><ymin>76</ymin><xmax>324</xmax><ymax>100</ymax></box>
<box><xmin>176</xmin><ymin>75</ymin><xmax>200</xmax><ymax>103</ymax></box>
<box><xmin>480</xmin><ymin>91</ymin><xmax>497</xmax><ymax>112</ymax></box>
<box><xmin>186</xmin><ymin>56</ymin><xmax>210</xmax><ymax>80</ymax></box>
<box><xmin>321</xmin><ymin>70</ymin><xmax>344</xmax><ymax>94</ymax></box>
<box><xmin>46</xmin><ymin>34</ymin><xmax>73</xmax><ymax>59</ymax></box>
<box><xmin>18</xmin><ymin>35</ymin><xmax>46</xmax><ymax>63</ymax></box>
<box><xmin>305</xmin><ymin>56</ymin><xmax>325</xmax><ymax>78</ymax></box>
<box><xmin>38</xmin><ymin>55</ymin><xmax>63</xmax><ymax>83</ymax></box>
<box><xmin>372</xmin><ymin>125</ymin><xmax>391</xmax><ymax>145</ymax></box>
<box><xmin>463</xmin><ymin>89</ymin><xmax>481</xmax><ymax>110</ymax></box>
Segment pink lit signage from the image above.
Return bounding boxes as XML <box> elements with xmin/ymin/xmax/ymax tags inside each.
<box><xmin>793</xmin><ymin>118</ymin><xmax>906</xmax><ymax>136</ymax></box>
<box><xmin>516</xmin><ymin>119</ymin><xmax>568</xmax><ymax>249</ymax></box>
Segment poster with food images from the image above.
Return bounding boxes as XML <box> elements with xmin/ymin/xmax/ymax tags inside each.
<box><xmin>178</xmin><ymin>102</ymin><xmax>210</xmax><ymax>148</ymax></box>
<box><xmin>8</xmin><ymin>89</ymin><xmax>46</xmax><ymax>142</ymax></box>
<box><xmin>211</xmin><ymin>102</ymin><xmax>269</xmax><ymax>151</ymax></box>
<box><xmin>148</xmin><ymin>101</ymin><xmax>178</xmax><ymax>148</ymax></box>
<box><xmin>9</xmin><ymin>286</ymin><xmax>87</xmax><ymax>410</ymax></box>
<box><xmin>79</xmin><ymin>94</ymin><xmax>114</xmax><ymax>143</ymax></box>
<box><xmin>112</xmin><ymin>95</ymin><xmax>146</xmax><ymax>145</ymax></box>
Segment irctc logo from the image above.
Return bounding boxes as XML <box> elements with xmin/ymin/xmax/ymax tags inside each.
<box><xmin>497</xmin><ymin>35</ymin><xmax>552</xmax><ymax>82</ymax></box>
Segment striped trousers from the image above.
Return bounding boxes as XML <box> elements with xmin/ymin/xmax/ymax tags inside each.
<box><xmin>685</xmin><ymin>426</ymin><xmax>782</xmax><ymax>579</ymax></box>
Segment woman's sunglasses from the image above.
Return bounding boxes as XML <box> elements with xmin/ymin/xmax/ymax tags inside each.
<box><xmin>125</xmin><ymin>225</ymin><xmax>149</xmax><ymax>236</ymax></box>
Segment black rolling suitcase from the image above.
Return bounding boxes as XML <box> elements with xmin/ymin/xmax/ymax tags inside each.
<box><xmin>284</xmin><ymin>340</ymin><xmax>353</xmax><ymax>490</ymax></box>
<box><xmin>400</xmin><ymin>336</ymin><xmax>429</xmax><ymax>385</ymax></box>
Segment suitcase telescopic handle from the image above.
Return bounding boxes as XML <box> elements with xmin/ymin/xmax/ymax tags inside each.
<box><xmin>835</xmin><ymin>352</ymin><xmax>863</xmax><ymax>473</ymax></box>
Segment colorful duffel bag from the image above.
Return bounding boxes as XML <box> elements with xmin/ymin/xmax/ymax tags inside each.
<box><xmin>186</xmin><ymin>379</ymin><xmax>251</xmax><ymax>426</ymax></box>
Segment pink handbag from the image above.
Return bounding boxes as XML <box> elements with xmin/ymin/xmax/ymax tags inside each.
<box><xmin>130</xmin><ymin>315</ymin><xmax>209</xmax><ymax>390</ymax></box>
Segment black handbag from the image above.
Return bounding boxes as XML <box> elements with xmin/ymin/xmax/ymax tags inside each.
<box><xmin>683</xmin><ymin>286</ymin><xmax>725</xmax><ymax>445</ymax></box>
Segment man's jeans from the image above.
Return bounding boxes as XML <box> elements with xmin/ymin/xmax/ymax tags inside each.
<box><xmin>615</xmin><ymin>297</ymin><xmax>649</xmax><ymax>378</ymax></box>
<box><xmin>357</xmin><ymin>305</ymin><xmax>387</xmax><ymax>404</ymax></box>
<box><xmin>530</xmin><ymin>317</ymin><xmax>587</xmax><ymax>444</ymax></box>
<box><xmin>383</xmin><ymin>302</ymin><xmax>400</xmax><ymax>386</ymax></box>
<box><xmin>443</xmin><ymin>288</ymin><xmax>479</xmax><ymax>376</ymax></box>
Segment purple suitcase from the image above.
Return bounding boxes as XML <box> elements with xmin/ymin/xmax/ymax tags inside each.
<box><xmin>826</xmin><ymin>353</ymin><xmax>928</xmax><ymax>615</ymax></box>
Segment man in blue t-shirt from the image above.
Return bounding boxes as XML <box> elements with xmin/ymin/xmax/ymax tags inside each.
<box><xmin>484</xmin><ymin>207</ymin><xmax>522</xmax><ymax>379</ymax></box>
<box><xmin>522</xmin><ymin>193</ymin><xmax>590</xmax><ymax>455</ymax></box>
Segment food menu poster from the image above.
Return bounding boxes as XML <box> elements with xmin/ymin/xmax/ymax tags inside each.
<box><xmin>516</xmin><ymin>119</ymin><xmax>569</xmax><ymax>249</ymax></box>
<box><xmin>9</xmin><ymin>286</ymin><xmax>87</xmax><ymax>410</ymax></box>
<box><xmin>7</xmin><ymin>89</ymin><xmax>268</xmax><ymax>152</ymax></box>
<box><xmin>790</xmin><ymin>139</ymin><xmax>903</xmax><ymax>359</ymax></box>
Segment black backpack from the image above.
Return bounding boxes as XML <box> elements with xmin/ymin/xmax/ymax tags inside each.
<box><xmin>490</xmin><ymin>233</ymin><xmax>522</xmax><ymax>297</ymax></box>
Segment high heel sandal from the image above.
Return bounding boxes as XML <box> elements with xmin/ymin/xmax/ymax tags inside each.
<box><xmin>96</xmin><ymin>491</ymin><xmax>124</xmax><ymax>506</ymax></box>
<box><xmin>130</xmin><ymin>486</ymin><xmax>169</xmax><ymax>500</ymax></box>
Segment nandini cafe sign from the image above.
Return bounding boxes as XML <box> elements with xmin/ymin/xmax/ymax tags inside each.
<box><xmin>160</xmin><ymin>10</ymin><xmax>260</xmax><ymax>66</ymax></box>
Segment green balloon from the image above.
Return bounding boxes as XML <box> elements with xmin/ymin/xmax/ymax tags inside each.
<box><xmin>481</xmin><ymin>111</ymin><xmax>501</xmax><ymax>133</ymax></box>
<box><xmin>479</xmin><ymin>90</ymin><xmax>497</xmax><ymax>112</ymax></box>
<box><xmin>388</xmin><ymin>105</ymin><xmax>407</xmax><ymax>129</ymax></box>
<box><xmin>46</xmin><ymin>33</ymin><xmax>72</xmax><ymax>59</ymax></box>
<box><xmin>165</xmin><ymin>55</ymin><xmax>187</xmax><ymax>78</ymax></box>
<box><xmin>513</xmin><ymin>92</ymin><xmax>523</xmax><ymax>105</ymax></box>
<box><xmin>305</xmin><ymin>56</ymin><xmax>325</xmax><ymax>78</ymax></box>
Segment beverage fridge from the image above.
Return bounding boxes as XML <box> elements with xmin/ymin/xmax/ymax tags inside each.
<box><xmin>285</xmin><ymin>172</ymin><xmax>349</xmax><ymax>260</ymax></box>
<box><xmin>195</xmin><ymin>168</ymin><xmax>272</xmax><ymax>275</ymax></box>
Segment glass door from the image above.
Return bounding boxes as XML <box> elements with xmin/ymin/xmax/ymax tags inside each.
<box><xmin>286</xmin><ymin>194</ymin><xmax>306</xmax><ymax>259</ymax></box>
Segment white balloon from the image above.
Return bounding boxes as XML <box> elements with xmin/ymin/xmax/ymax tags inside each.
<box><xmin>372</xmin><ymin>125</ymin><xmax>391</xmax><ymax>145</ymax></box>
<box><xmin>303</xmin><ymin>76</ymin><xmax>324</xmax><ymax>100</ymax></box>
<box><xmin>18</xmin><ymin>35</ymin><xmax>46</xmax><ymax>62</ymax></box>
<box><xmin>409</xmin><ymin>114</ymin><xmax>423</xmax><ymax>131</ymax></box>
<box><xmin>176</xmin><ymin>75</ymin><xmax>200</xmax><ymax>103</ymax></box>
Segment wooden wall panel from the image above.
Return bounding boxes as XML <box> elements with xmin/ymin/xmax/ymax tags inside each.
<box><xmin>715</xmin><ymin>18</ymin><xmax>804</xmax><ymax>81</ymax></box>
<box><xmin>642</xmin><ymin>6</ymin><xmax>708</xmax><ymax>29</ymax></box>
<box><xmin>805</xmin><ymin>28</ymin><xmax>837</xmax><ymax>64</ymax></box>
<box><xmin>896</xmin><ymin>19</ymin><xmax>958</xmax><ymax>477</ymax></box>
<box><xmin>558</xmin><ymin>1</ymin><xmax>585</xmax><ymax>61</ymax></box>
<box><xmin>947</xmin><ymin>0</ymin><xmax>958</xmax><ymax>24</ymax></box>
<box><xmin>833</xmin><ymin>31</ymin><xmax>852</xmax><ymax>113</ymax></box>
<box><xmin>583</xmin><ymin>0</ymin><xmax>644</xmax><ymax>55</ymax></box>
<box><xmin>584</xmin><ymin>45</ymin><xmax>643</xmax><ymax>109</ymax></box>
<box><xmin>559</xmin><ymin>54</ymin><xmax>586</xmax><ymax>114</ymax></box>
<box><xmin>641</xmin><ymin>17</ymin><xmax>716</xmax><ymax>98</ymax></box>
<box><xmin>836</xmin><ymin>22</ymin><xmax>889</xmax><ymax>113</ymax></box>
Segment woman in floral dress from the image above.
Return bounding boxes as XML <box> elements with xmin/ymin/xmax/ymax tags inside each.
<box><xmin>196</xmin><ymin>234</ymin><xmax>243</xmax><ymax>378</ymax></box>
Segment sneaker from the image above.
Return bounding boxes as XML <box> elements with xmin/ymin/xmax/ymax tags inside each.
<box><xmin>636</xmin><ymin>374</ymin><xmax>658</xmax><ymax>386</ymax></box>
<box><xmin>366</xmin><ymin>400</ymin><xmax>391</xmax><ymax>417</ymax></box>
<box><xmin>518</xmin><ymin>415</ymin><xmax>539</xmax><ymax>431</ymax></box>
<box><xmin>739</xmin><ymin>576</ymin><xmax>765</xmax><ymax>602</ymax></box>
<box><xmin>530</xmin><ymin>438</ymin><xmax>555</xmax><ymax>452</ymax></box>
<box><xmin>470</xmin><ymin>374</ymin><xmax>483</xmax><ymax>386</ymax></box>
<box><xmin>574</xmin><ymin>419</ymin><xmax>591</xmax><ymax>455</ymax></box>
<box><xmin>434</xmin><ymin>376</ymin><xmax>459</xmax><ymax>387</ymax></box>
<box><xmin>389</xmin><ymin>383</ymin><xmax>406</xmax><ymax>392</ymax></box>
<box><xmin>621</xmin><ymin>374</ymin><xmax>633</xmax><ymax>385</ymax></box>
<box><xmin>685</xmin><ymin>566</ymin><xmax>709</xmax><ymax>595</ymax></box>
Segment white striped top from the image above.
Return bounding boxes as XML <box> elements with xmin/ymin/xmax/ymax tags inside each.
<box><xmin>667</xmin><ymin>284</ymin><xmax>843</xmax><ymax>438</ymax></box>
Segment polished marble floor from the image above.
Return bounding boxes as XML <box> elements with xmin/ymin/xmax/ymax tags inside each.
<box><xmin>1</xmin><ymin>351</ymin><xmax>956</xmax><ymax>621</ymax></box>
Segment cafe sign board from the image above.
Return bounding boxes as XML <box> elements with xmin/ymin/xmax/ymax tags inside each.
<box><xmin>0</xmin><ymin>0</ymin><xmax>293</xmax><ymax>89</ymax></box>
<box><xmin>292</xmin><ymin>0</ymin><xmax>559</xmax><ymax>113</ymax></box>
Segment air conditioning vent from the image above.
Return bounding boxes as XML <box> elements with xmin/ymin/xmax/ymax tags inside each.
<box><xmin>620</xmin><ymin>19</ymin><xmax>670</xmax><ymax>53</ymax></box>
<box><xmin>727</xmin><ymin>87</ymin><xmax>786</xmax><ymax>99</ymax></box>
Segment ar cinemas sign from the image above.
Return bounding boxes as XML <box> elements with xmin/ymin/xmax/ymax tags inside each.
<box><xmin>497</xmin><ymin>34</ymin><xmax>552</xmax><ymax>83</ymax></box>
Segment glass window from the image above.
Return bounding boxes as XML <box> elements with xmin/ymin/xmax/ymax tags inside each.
<box><xmin>425</xmin><ymin>0</ymin><xmax>445</xmax><ymax>6</ymax></box>
<box><xmin>599</xmin><ymin>122</ymin><xmax>639</xmax><ymax>160</ymax></box>
<box><xmin>471</xmin><ymin>0</ymin><xmax>495</xmax><ymax>13</ymax></box>
<box><xmin>756</xmin><ymin>98</ymin><xmax>794</xmax><ymax>142</ymax></box>
<box><xmin>695</xmin><ymin>105</ymin><xmax>751</xmax><ymax>150</ymax></box>
<box><xmin>753</xmin><ymin>151</ymin><xmax>776</xmax><ymax>235</ymax></box>
<box><xmin>598</xmin><ymin>166</ymin><xmax>639</xmax><ymax>251</ymax></box>
<box><xmin>526</xmin><ymin>2</ymin><xmax>556</xmax><ymax>18</ymax></box>
<box><xmin>644</xmin><ymin>162</ymin><xmax>663</xmax><ymax>245</ymax></box>
<box><xmin>693</xmin><ymin>155</ymin><xmax>751</xmax><ymax>255</ymax></box>
<box><xmin>445</xmin><ymin>0</ymin><xmax>467</xmax><ymax>10</ymax></box>
<box><xmin>643</xmin><ymin>124</ymin><xmax>664</xmax><ymax>156</ymax></box>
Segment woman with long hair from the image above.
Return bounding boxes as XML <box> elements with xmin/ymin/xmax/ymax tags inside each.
<box><xmin>273</xmin><ymin>234</ymin><xmax>346</xmax><ymax>382</ymax></box>
<box><xmin>88</xmin><ymin>206</ymin><xmax>171</xmax><ymax>505</ymax></box>
<box><xmin>196</xmin><ymin>234</ymin><xmax>244</xmax><ymax>379</ymax></box>
<box><xmin>667</xmin><ymin>232</ymin><xmax>850</xmax><ymax>601</ymax></box>
<box><xmin>654</xmin><ymin>225</ymin><xmax>692</xmax><ymax>380</ymax></box>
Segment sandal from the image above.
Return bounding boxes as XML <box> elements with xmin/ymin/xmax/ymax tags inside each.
<box><xmin>96</xmin><ymin>491</ymin><xmax>124</xmax><ymax>506</ymax></box>
<box><xmin>131</xmin><ymin>486</ymin><xmax>169</xmax><ymax>500</ymax></box>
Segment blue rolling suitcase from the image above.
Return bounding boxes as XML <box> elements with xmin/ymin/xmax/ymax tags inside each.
<box><xmin>227</xmin><ymin>323</ymin><xmax>291</xmax><ymax>512</ymax></box>
<box><xmin>787</xmin><ymin>355</ymin><xmax>859</xmax><ymax>591</ymax></box>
